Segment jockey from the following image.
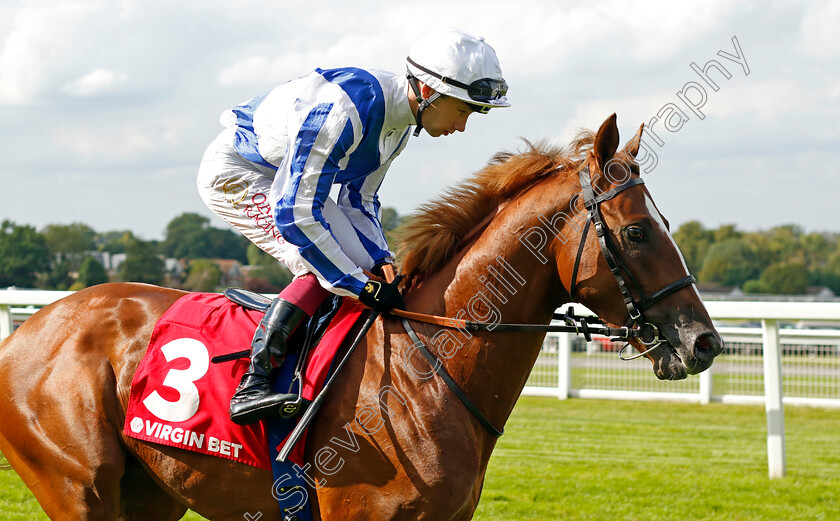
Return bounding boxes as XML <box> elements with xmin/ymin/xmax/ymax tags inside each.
<box><xmin>197</xmin><ymin>28</ymin><xmax>510</xmax><ymax>425</ymax></box>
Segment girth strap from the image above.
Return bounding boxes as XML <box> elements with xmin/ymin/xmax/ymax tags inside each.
<box><xmin>400</xmin><ymin>318</ymin><xmax>504</xmax><ymax>438</ymax></box>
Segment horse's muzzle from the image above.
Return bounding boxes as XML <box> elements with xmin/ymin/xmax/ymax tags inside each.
<box><xmin>673</xmin><ymin>329</ymin><xmax>724</xmax><ymax>378</ymax></box>
<box><xmin>647</xmin><ymin>323</ymin><xmax>724</xmax><ymax>380</ymax></box>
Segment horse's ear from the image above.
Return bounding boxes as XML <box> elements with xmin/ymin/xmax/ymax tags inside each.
<box><xmin>622</xmin><ymin>123</ymin><xmax>644</xmax><ymax>159</ymax></box>
<box><xmin>594</xmin><ymin>114</ymin><xmax>619</xmax><ymax>169</ymax></box>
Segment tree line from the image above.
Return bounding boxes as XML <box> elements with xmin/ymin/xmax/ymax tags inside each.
<box><xmin>0</xmin><ymin>208</ymin><xmax>403</xmax><ymax>293</ymax></box>
<box><xmin>674</xmin><ymin>221</ymin><xmax>840</xmax><ymax>295</ymax></box>
<box><xmin>1</xmin><ymin>213</ymin><xmax>838</xmax><ymax>296</ymax></box>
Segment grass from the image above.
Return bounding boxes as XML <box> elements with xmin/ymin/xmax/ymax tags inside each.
<box><xmin>2</xmin><ymin>397</ymin><xmax>839</xmax><ymax>520</ymax></box>
<box><xmin>472</xmin><ymin>397</ymin><xmax>840</xmax><ymax>520</ymax></box>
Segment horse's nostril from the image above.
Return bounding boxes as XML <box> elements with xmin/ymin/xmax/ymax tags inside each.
<box><xmin>694</xmin><ymin>332</ymin><xmax>721</xmax><ymax>356</ymax></box>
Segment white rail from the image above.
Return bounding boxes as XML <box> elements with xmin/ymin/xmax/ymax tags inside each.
<box><xmin>0</xmin><ymin>290</ymin><xmax>73</xmax><ymax>339</ymax></box>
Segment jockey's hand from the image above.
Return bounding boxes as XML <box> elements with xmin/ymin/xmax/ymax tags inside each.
<box><xmin>358</xmin><ymin>277</ymin><xmax>404</xmax><ymax>313</ymax></box>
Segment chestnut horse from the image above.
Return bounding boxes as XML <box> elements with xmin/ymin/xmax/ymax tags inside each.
<box><xmin>0</xmin><ymin>115</ymin><xmax>722</xmax><ymax>520</ymax></box>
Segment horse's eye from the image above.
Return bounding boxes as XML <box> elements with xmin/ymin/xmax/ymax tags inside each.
<box><xmin>625</xmin><ymin>226</ymin><xmax>645</xmax><ymax>241</ymax></box>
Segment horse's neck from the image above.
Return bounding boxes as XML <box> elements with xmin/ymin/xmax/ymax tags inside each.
<box><xmin>408</xmin><ymin>174</ymin><xmax>578</xmax><ymax>430</ymax></box>
<box><xmin>430</xmin><ymin>173</ymin><xmax>579</xmax><ymax>323</ymax></box>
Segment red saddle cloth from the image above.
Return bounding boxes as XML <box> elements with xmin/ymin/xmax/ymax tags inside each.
<box><xmin>123</xmin><ymin>292</ymin><xmax>364</xmax><ymax>469</ymax></box>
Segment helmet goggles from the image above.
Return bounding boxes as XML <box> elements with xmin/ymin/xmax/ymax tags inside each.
<box><xmin>407</xmin><ymin>56</ymin><xmax>508</xmax><ymax>112</ymax></box>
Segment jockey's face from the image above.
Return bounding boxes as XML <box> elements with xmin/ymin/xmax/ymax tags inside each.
<box><xmin>422</xmin><ymin>92</ymin><xmax>475</xmax><ymax>137</ymax></box>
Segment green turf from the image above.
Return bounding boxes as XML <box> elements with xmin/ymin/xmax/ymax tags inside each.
<box><xmin>472</xmin><ymin>397</ymin><xmax>840</xmax><ymax>520</ymax></box>
<box><xmin>2</xmin><ymin>398</ymin><xmax>839</xmax><ymax>520</ymax></box>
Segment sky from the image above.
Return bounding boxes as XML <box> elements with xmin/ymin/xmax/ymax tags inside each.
<box><xmin>1</xmin><ymin>0</ymin><xmax>838</xmax><ymax>241</ymax></box>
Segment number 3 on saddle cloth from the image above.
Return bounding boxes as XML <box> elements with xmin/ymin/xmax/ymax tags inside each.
<box><xmin>123</xmin><ymin>291</ymin><xmax>366</xmax><ymax>521</ymax></box>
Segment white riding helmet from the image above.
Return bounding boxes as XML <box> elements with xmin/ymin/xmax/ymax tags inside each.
<box><xmin>406</xmin><ymin>29</ymin><xmax>509</xmax><ymax>135</ymax></box>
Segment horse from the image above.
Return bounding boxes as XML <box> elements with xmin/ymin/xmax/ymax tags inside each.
<box><xmin>0</xmin><ymin>114</ymin><xmax>722</xmax><ymax>520</ymax></box>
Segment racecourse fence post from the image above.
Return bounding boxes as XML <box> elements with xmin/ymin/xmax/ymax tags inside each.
<box><xmin>558</xmin><ymin>333</ymin><xmax>572</xmax><ymax>400</ymax></box>
<box><xmin>699</xmin><ymin>363</ymin><xmax>713</xmax><ymax>405</ymax></box>
<box><xmin>0</xmin><ymin>304</ymin><xmax>12</xmax><ymax>341</ymax></box>
<box><xmin>762</xmin><ymin>318</ymin><xmax>786</xmax><ymax>479</ymax></box>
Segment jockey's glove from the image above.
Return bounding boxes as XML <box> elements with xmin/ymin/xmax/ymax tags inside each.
<box><xmin>358</xmin><ymin>278</ymin><xmax>404</xmax><ymax>313</ymax></box>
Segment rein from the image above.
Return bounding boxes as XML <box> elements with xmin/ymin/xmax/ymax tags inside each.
<box><xmin>391</xmin><ymin>308</ymin><xmax>633</xmax><ymax>340</ymax></box>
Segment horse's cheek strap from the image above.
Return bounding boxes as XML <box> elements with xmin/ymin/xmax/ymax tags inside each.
<box><xmin>569</xmin><ymin>214</ymin><xmax>592</xmax><ymax>298</ymax></box>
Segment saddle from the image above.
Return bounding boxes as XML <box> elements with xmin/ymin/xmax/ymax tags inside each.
<box><xmin>223</xmin><ymin>287</ymin><xmax>273</xmax><ymax>313</ymax></box>
<box><xmin>123</xmin><ymin>289</ymin><xmax>365</xmax><ymax>520</ymax></box>
<box><xmin>216</xmin><ymin>288</ymin><xmax>347</xmax><ymax>407</ymax></box>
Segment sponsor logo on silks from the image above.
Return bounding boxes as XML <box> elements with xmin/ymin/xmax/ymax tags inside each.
<box><xmin>132</xmin><ymin>417</ymin><xmax>244</xmax><ymax>458</ymax></box>
<box><xmin>364</xmin><ymin>281</ymin><xmax>380</xmax><ymax>298</ymax></box>
<box><xmin>223</xmin><ymin>178</ymin><xmax>250</xmax><ymax>206</ymax></box>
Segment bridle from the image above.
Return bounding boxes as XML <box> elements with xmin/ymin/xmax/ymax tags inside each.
<box><xmin>385</xmin><ymin>157</ymin><xmax>698</xmax><ymax>438</ymax></box>
<box><xmin>569</xmin><ymin>161</ymin><xmax>696</xmax><ymax>360</ymax></box>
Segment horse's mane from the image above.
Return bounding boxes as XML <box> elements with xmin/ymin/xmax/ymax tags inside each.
<box><xmin>396</xmin><ymin>130</ymin><xmax>595</xmax><ymax>285</ymax></box>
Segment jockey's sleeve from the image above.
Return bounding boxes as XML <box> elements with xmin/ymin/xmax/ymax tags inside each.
<box><xmin>273</xmin><ymin>102</ymin><xmax>369</xmax><ymax>297</ymax></box>
<box><xmin>336</xmin><ymin>174</ymin><xmax>395</xmax><ymax>267</ymax></box>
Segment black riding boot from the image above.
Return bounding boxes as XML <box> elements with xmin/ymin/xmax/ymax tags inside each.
<box><xmin>229</xmin><ymin>299</ymin><xmax>307</xmax><ymax>425</ymax></box>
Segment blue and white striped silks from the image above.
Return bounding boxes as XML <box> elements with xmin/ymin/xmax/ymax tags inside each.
<box><xmin>221</xmin><ymin>67</ymin><xmax>414</xmax><ymax>296</ymax></box>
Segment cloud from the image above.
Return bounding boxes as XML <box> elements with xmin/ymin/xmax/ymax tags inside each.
<box><xmin>51</xmin><ymin>118</ymin><xmax>192</xmax><ymax>163</ymax></box>
<box><xmin>798</xmin><ymin>0</ymin><xmax>840</xmax><ymax>57</ymax></box>
<box><xmin>217</xmin><ymin>32</ymin><xmax>416</xmax><ymax>87</ymax></box>
<box><xmin>0</xmin><ymin>0</ymin><xmax>200</xmax><ymax>105</ymax></box>
<box><xmin>710</xmin><ymin>80</ymin><xmax>807</xmax><ymax>121</ymax></box>
<box><xmin>216</xmin><ymin>2</ymin><xmax>745</xmax><ymax>90</ymax></box>
<box><xmin>60</xmin><ymin>69</ymin><xmax>128</xmax><ymax>97</ymax></box>
<box><xmin>1</xmin><ymin>0</ymin><xmax>839</xmax><ymax>240</ymax></box>
<box><xmin>0</xmin><ymin>1</ymin><xmax>103</xmax><ymax>104</ymax></box>
<box><xmin>218</xmin><ymin>56</ymin><xmax>274</xmax><ymax>87</ymax></box>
